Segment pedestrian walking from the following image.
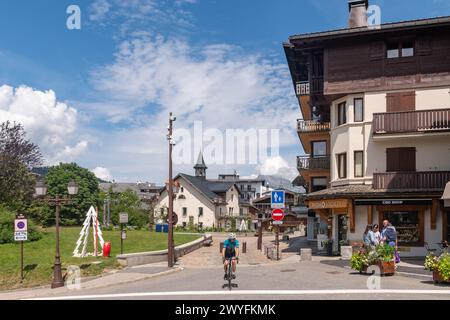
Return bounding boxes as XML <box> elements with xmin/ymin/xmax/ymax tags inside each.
<box><xmin>372</xmin><ymin>224</ymin><xmax>382</xmax><ymax>246</ymax></box>
<box><xmin>363</xmin><ymin>224</ymin><xmax>376</xmax><ymax>249</ymax></box>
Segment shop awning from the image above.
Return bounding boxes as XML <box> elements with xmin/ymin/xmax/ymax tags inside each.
<box><xmin>442</xmin><ymin>182</ymin><xmax>450</xmax><ymax>207</ymax></box>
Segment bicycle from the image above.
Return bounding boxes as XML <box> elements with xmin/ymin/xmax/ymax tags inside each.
<box><xmin>222</xmin><ymin>256</ymin><xmax>239</xmax><ymax>290</ymax></box>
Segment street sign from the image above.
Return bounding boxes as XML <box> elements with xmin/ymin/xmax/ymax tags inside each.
<box><xmin>271</xmin><ymin>190</ymin><xmax>285</xmax><ymax>209</ymax></box>
<box><xmin>15</xmin><ymin>219</ymin><xmax>28</xmax><ymax>232</ymax></box>
<box><xmin>272</xmin><ymin>221</ymin><xmax>283</xmax><ymax>225</ymax></box>
<box><xmin>272</xmin><ymin>208</ymin><xmax>285</xmax><ymax>221</ymax></box>
<box><xmin>119</xmin><ymin>213</ymin><xmax>128</xmax><ymax>224</ymax></box>
<box><xmin>121</xmin><ymin>231</ymin><xmax>127</xmax><ymax>240</ymax></box>
<box><xmin>14</xmin><ymin>231</ymin><xmax>28</xmax><ymax>241</ymax></box>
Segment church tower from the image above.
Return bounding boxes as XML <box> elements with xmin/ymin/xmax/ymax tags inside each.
<box><xmin>194</xmin><ymin>151</ymin><xmax>207</xmax><ymax>178</ymax></box>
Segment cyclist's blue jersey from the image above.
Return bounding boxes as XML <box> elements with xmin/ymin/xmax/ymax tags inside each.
<box><xmin>224</xmin><ymin>239</ymin><xmax>239</xmax><ymax>255</ymax></box>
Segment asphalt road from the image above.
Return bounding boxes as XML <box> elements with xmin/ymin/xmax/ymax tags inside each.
<box><xmin>29</xmin><ymin>259</ymin><xmax>450</xmax><ymax>300</ymax></box>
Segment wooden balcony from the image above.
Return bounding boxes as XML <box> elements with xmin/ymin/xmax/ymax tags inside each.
<box><xmin>297</xmin><ymin>155</ymin><xmax>330</xmax><ymax>170</ymax></box>
<box><xmin>297</xmin><ymin>119</ymin><xmax>331</xmax><ymax>133</ymax></box>
<box><xmin>373</xmin><ymin>108</ymin><xmax>450</xmax><ymax>136</ymax></box>
<box><xmin>373</xmin><ymin>171</ymin><xmax>450</xmax><ymax>190</ymax></box>
<box><xmin>295</xmin><ymin>78</ymin><xmax>324</xmax><ymax>96</ymax></box>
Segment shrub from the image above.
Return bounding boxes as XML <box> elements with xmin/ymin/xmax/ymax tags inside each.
<box><xmin>0</xmin><ymin>206</ymin><xmax>43</xmax><ymax>244</ymax></box>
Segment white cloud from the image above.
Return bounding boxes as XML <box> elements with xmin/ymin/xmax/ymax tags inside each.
<box><xmin>92</xmin><ymin>167</ymin><xmax>113</xmax><ymax>181</ymax></box>
<box><xmin>256</xmin><ymin>156</ymin><xmax>298</xmax><ymax>181</ymax></box>
<box><xmin>89</xmin><ymin>0</ymin><xmax>111</xmax><ymax>22</ymax></box>
<box><xmin>0</xmin><ymin>85</ymin><xmax>88</xmax><ymax>165</ymax></box>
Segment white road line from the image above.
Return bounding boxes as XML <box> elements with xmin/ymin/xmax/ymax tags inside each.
<box><xmin>26</xmin><ymin>289</ymin><xmax>450</xmax><ymax>300</ymax></box>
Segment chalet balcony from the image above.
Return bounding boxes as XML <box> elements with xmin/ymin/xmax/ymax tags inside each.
<box><xmin>297</xmin><ymin>119</ymin><xmax>331</xmax><ymax>133</ymax></box>
<box><xmin>373</xmin><ymin>171</ymin><xmax>450</xmax><ymax>190</ymax></box>
<box><xmin>295</xmin><ymin>78</ymin><xmax>324</xmax><ymax>96</ymax></box>
<box><xmin>373</xmin><ymin>108</ymin><xmax>450</xmax><ymax>136</ymax></box>
<box><xmin>297</xmin><ymin>155</ymin><xmax>330</xmax><ymax>170</ymax></box>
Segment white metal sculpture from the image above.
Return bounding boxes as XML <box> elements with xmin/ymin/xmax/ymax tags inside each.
<box><xmin>73</xmin><ymin>206</ymin><xmax>105</xmax><ymax>257</ymax></box>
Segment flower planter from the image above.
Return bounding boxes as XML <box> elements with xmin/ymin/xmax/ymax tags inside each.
<box><xmin>340</xmin><ymin>246</ymin><xmax>353</xmax><ymax>260</ymax></box>
<box><xmin>360</xmin><ymin>262</ymin><xmax>395</xmax><ymax>276</ymax></box>
<box><xmin>433</xmin><ymin>270</ymin><xmax>450</xmax><ymax>284</ymax></box>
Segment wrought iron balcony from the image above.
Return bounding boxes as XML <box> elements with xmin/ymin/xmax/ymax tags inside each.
<box><xmin>297</xmin><ymin>155</ymin><xmax>330</xmax><ymax>170</ymax></box>
<box><xmin>373</xmin><ymin>108</ymin><xmax>450</xmax><ymax>136</ymax></box>
<box><xmin>373</xmin><ymin>171</ymin><xmax>450</xmax><ymax>190</ymax></box>
<box><xmin>297</xmin><ymin>119</ymin><xmax>331</xmax><ymax>133</ymax></box>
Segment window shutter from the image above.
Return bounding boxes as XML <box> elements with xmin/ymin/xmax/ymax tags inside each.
<box><xmin>386</xmin><ymin>148</ymin><xmax>399</xmax><ymax>172</ymax></box>
<box><xmin>386</xmin><ymin>91</ymin><xmax>415</xmax><ymax>112</ymax></box>
<box><xmin>387</xmin><ymin>148</ymin><xmax>416</xmax><ymax>172</ymax></box>
<box><xmin>416</xmin><ymin>37</ymin><xmax>432</xmax><ymax>56</ymax></box>
<box><xmin>370</xmin><ymin>41</ymin><xmax>385</xmax><ymax>61</ymax></box>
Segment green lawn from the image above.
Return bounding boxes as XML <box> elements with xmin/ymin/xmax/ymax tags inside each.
<box><xmin>0</xmin><ymin>227</ymin><xmax>200</xmax><ymax>291</ymax></box>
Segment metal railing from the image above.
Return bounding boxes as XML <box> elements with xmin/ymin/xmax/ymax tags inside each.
<box><xmin>297</xmin><ymin>155</ymin><xmax>330</xmax><ymax>170</ymax></box>
<box><xmin>297</xmin><ymin>119</ymin><xmax>331</xmax><ymax>133</ymax></box>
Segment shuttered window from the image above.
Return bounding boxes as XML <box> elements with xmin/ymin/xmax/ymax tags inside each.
<box><xmin>386</xmin><ymin>91</ymin><xmax>416</xmax><ymax>112</ymax></box>
<box><xmin>386</xmin><ymin>148</ymin><xmax>416</xmax><ymax>172</ymax></box>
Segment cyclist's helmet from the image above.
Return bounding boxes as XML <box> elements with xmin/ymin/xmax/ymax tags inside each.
<box><xmin>228</xmin><ymin>233</ymin><xmax>236</xmax><ymax>240</ymax></box>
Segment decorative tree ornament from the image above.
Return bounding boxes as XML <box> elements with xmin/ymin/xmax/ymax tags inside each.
<box><xmin>73</xmin><ymin>206</ymin><xmax>105</xmax><ymax>257</ymax></box>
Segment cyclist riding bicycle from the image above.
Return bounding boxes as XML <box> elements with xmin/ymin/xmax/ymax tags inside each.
<box><xmin>222</xmin><ymin>233</ymin><xmax>239</xmax><ymax>280</ymax></box>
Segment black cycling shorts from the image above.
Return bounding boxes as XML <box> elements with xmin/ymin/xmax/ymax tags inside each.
<box><xmin>224</xmin><ymin>250</ymin><xmax>236</xmax><ymax>259</ymax></box>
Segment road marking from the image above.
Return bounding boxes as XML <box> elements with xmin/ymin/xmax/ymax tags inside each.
<box><xmin>26</xmin><ymin>289</ymin><xmax>450</xmax><ymax>300</ymax></box>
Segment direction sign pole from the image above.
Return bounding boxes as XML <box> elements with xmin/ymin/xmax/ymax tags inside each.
<box><xmin>257</xmin><ymin>218</ymin><xmax>262</xmax><ymax>251</ymax></box>
<box><xmin>276</xmin><ymin>226</ymin><xmax>280</xmax><ymax>261</ymax></box>
<box><xmin>20</xmin><ymin>240</ymin><xmax>24</xmax><ymax>283</ymax></box>
<box><xmin>121</xmin><ymin>223</ymin><xmax>124</xmax><ymax>255</ymax></box>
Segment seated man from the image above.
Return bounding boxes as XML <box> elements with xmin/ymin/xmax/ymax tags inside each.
<box><xmin>222</xmin><ymin>233</ymin><xmax>239</xmax><ymax>280</ymax></box>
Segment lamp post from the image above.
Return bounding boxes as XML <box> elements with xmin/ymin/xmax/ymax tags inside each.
<box><xmin>167</xmin><ymin>112</ymin><xmax>176</xmax><ymax>267</ymax></box>
<box><xmin>35</xmin><ymin>180</ymin><xmax>79</xmax><ymax>289</ymax></box>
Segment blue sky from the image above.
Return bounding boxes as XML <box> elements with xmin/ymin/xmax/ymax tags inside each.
<box><xmin>1</xmin><ymin>0</ymin><xmax>450</xmax><ymax>184</ymax></box>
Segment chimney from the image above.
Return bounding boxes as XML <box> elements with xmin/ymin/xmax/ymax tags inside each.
<box><xmin>348</xmin><ymin>0</ymin><xmax>369</xmax><ymax>28</ymax></box>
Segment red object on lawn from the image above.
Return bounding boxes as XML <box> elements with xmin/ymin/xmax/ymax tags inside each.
<box><xmin>103</xmin><ymin>242</ymin><xmax>111</xmax><ymax>257</ymax></box>
<box><xmin>272</xmin><ymin>208</ymin><xmax>285</xmax><ymax>221</ymax></box>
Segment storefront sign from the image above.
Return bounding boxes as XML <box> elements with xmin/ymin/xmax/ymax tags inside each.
<box><xmin>308</xmin><ymin>199</ymin><xmax>348</xmax><ymax>210</ymax></box>
<box><xmin>354</xmin><ymin>199</ymin><xmax>432</xmax><ymax>206</ymax></box>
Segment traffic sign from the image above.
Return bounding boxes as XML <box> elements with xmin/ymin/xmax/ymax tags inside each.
<box><xmin>271</xmin><ymin>190</ymin><xmax>285</xmax><ymax>208</ymax></box>
<box><xmin>121</xmin><ymin>231</ymin><xmax>127</xmax><ymax>240</ymax></box>
<box><xmin>272</xmin><ymin>208</ymin><xmax>285</xmax><ymax>221</ymax></box>
<box><xmin>14</xmin><ymin>232</ymin><xmax>28</xmax><ymax>241</ymax></box>
<box><xmin>272</xmin><ymin>221</ymin><xmax>283</xmax><ymax>225</ymax></box>
<box><xmin>119</xmin><ymin>213</ymin><xmax>128</xmax><ymax>224</ymax></box>
<box><xmin>15</xmin><ymin>219</ymin><xmax>27</xmax><ymax>232</ymax></box>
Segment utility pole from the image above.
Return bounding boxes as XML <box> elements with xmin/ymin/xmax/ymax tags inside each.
<box><xmin>167</xmin><ymin>112</ymin><xmax>176</xmax><ymax>267</ymax></box>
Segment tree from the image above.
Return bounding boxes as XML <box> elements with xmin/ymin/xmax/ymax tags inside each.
<box><xmin>109</xmin><ymin>189</ymin><xmax>148</xmax><ymax>228</ymax></box>
<box><xmin>38</xmin><ymin>163</ymin><xmax>100</xmax><ymax>226</ymax></box>
<box><xmin>0</xmin><ymin>121</ymin><xmax>42</xmax><ymax>168</ymax></box>
<box><xmin>0</xmin><ymin>121</ymin><xmax>42</xmax><ymax>210</ymax></box>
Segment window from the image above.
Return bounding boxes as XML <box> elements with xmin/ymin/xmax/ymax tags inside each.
<box><xmin>219</xmin><ymin>207</ymin><xmax>222</xmax><ymax>216</ymax></box>
<box><xmin>311</xmin><ymin>177</ymin><xmax>327</xmax><ymax>192</ymax></box>
<box><xmin>354</xmin><ymin>98</ymin><xmax>364</xmax><ymax>122</ymax></box>
<box><xmin>387</xmin><ymin>41</ymin><xmax>415</xmax><ymax>59</ymax></box>
<box><xmin>387</xmin><ymin>42</ymin><xmax>400</xmax><ymax>59</ymax></box>
<box><xmin>240</xmin><ymin>185</ymin><xmax>244</xmax><ymax>190</ymax></box>
<box><xmin>239</xmin><ymin>208</ymin><xmax>244</xmax><ymax>216</ymax></box>
<box><xmin>312</xmin><ymin>141</ymin><xmax>327</xmax><ymax>157</ymax></box>
<box><xmin>198</xmin><ymin>207</ymin><xmax>203</xmax><ymax>217</ymax></box>
<box><xmin>247</xmin><ymin>185</ymin><xmax>252</xmax><ymax>191</ymax></box>
<box><xmin>402</xmin><ymin>41</ymin><xmax>414</xmax><ymax>57</ymax></box>
<box><xmin>160</xmin><ymin>208</ymin><xmax>165</xmax><ymax>216</ymax></box>
<box><xmin>382</xmin><ymin>211</ymin><xmax>421</xmax><ymax>246</ymax></box>
<box><xmin>180</xmin><ymin>187</ymin><xmax>184</xmax><ymax>193</ymax></box>
<box><xmin>386</xmin><ymin>148</ymin><xmax>416</xmax><ymax>172</ymax></box>
<box><xmin>182</xmin><ymin>207</ymin><xmax>187</xmax><ymax>216</ymax></box>
<box><xmin>182</xmin><ymin>222</ymin><xmax>187</xmax><ymax>228</ymax></box>
<box><xmin>337</xmin><ymin>153</ymin><xmax>347</xmax><ymax>179</ymax></box>
<box><xmin>354</xmin><ymin>151</ymin><xmax>364</xmax><ymax>178</ymax></box>
<box><xmin>229</xmin><ymin>207</ymin><xmax>234</xmax><ymax>215</ymax></box>
<box><xmin>231</xmin><ymin>194</ymin><xmax>234</xmax><ymax>202</ymax></box>
<box><xmin>337</xmin><ymin>102</ymin><xmax>347</xmax><ymax>126</ymax></box>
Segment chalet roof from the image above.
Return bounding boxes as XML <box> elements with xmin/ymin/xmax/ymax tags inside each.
<box><xmin>306</xmin><ymin>184</ymin><xmax>444</xmax><ymax>200</ymax></box>
<box><xmin>285</xmin><ymin>16</ymin><xmax>450</xmax><ymax>45</ymax></box>
<box><xmin>99</xmin><ymin>182</ymin><xmax>161</xmax><ymax>194</ymax></box>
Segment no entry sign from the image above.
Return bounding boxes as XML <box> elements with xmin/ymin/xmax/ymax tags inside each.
<box><xmin>272</xmin><ymin>208</ymin><xmax>285</xmax><ymax>221</ymax></box>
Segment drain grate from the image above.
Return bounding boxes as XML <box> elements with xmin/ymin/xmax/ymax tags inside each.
<box><xmin>326</xmin><ymin>271</ymin><xmax>343</xmax><ymax>275</ymax></box>
<box><xmin>280</xmin><ymin>269</ymin><xmax>296</xmax><ymax>272</ymax></box>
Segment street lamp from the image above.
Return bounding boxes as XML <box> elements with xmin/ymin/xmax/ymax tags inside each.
<box><xmin>35</xmin><ymin>179</ymin><xmax>79</xmax><ymax>289</ymax></box>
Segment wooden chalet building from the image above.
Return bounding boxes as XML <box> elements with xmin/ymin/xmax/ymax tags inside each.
<box><xmin>284</xmin><ymin>0</ymin><xmax>450</xmax><ymax>255</ymax></box>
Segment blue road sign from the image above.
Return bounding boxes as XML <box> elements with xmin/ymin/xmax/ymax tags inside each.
<box><xmin>271</xmin><ymin>190</ymin><xmax>285</xmax><ymax>208</ymax></box>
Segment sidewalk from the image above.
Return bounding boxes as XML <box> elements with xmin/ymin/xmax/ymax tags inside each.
<box><xmin>0</xmin><ymin>263</ymin><xmax>183</xmax><ymax>300</ymax></box>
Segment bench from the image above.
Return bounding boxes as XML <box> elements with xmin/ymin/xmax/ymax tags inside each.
<box><xmin>203</xmin><ymin>239</ymin><xmax>213</xmax><ymax>247</ymax></box>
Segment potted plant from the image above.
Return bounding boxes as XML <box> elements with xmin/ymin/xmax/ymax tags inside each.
<box><xmin>425</xmin><ymin>253</ymin><xmax>450</xmax><ymax>284</ymax></box>
<box><xmin>350</xmin><ymin>244</ymin><xmax>395</xmax><ymax>276</ymax></box>
<box><xmin>323</xmin><ymin>239</ymin><xmax>334</xmax><ymax>256</ymax></box>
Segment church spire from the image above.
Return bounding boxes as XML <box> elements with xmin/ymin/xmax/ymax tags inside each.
<box><xmin>194</xmin><ymin>151</ymin><xmax>207</xmax><ymax>178</ymax></box>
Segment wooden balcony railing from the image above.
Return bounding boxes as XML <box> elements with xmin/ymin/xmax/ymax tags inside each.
<box><xmin>297</xmin><ymin>119</ymin><xmax>331</xmax><ymax>133</ymax></box>
<box><xmin>297</xmin><ymin>155</ymin><xmax>330</xmax><ymax>170</ymax></box>
<box><xmin>295</xmin><ymin>78</ymin><xmax>324</xmax><ymax>96</ymax></box>
<box><xmin>373</xmin><ymin>171</ymin><xmax>450</xmax><ymax>190</ymax></box>
<box><xmin>373</xmin><ymin>108</ymin><xmax>450</xmax><ymax>135</ymax></box>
